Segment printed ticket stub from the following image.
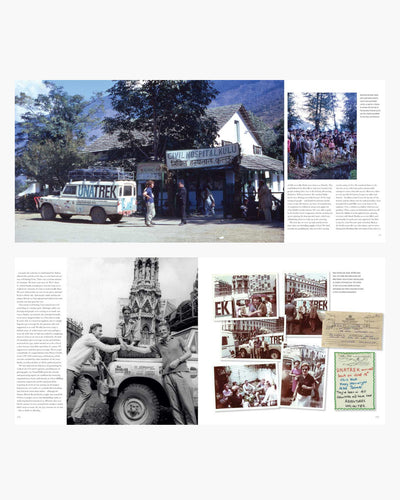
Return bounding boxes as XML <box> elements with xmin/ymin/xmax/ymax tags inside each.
<box><xmin>322</xmin><ymin>311</ymin><xmax>383</xmax><ymax>349</ymax></box>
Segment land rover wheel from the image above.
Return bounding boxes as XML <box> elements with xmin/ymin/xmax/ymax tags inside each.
<box><xmin>113</xmin><ymin>384</ymin><xmax>160</xmax><ymax>425</ymax></box>
<box><xmin>109</xmin><ymin>214</ymin><xmax>123</xmax><ymax>223</ymax></box>
<box><xmin>40</xmin><ymin>204</ymin><xmax>56</xmax><ymax>220</ymax></box>
<box><xmin>239</xmin><ymin>349</ymin><xmax>248</xmax><ymax>358</ymax></box>
<box><xmin>60</xmin><ymin>214</ymin><xmax>72</xmax><ymax>220</ymax></box>
<box><xmin>91</xmin><ymin>207</ymin><xmax>107</xmax><ymax>224</ymax></box>
<box><xmin>269</xmin><ymin>349</ymin><xmax>281</xmax><ymax>360</ymax></box>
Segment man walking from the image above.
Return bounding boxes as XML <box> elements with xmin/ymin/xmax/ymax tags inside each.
<box><xmin>67</xmin><ymin>323</ymin><xmax>121</xmax><ymax>424</ymax></box>
<box><xmin>143</xmin><ymin>179</ymin><xmax>155</xmax><ymax>227</ymax></box>
<box><xmin>129</xmin><ymin>321</ymin><xmax>197</xmax><ymax>425</ymax></box>
<box><xmin>176</xmin><ymin>180</ymin><xmax>187</xmax><ymax>226</ymax></box>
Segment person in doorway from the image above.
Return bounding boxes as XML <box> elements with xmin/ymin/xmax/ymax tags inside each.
<box><xmin>204</xmin><ymin>185</ymin><xmax>215</xmax><ymax>216</ymax></box>
<box><xmin>258</xmin><ymin>180</ymin><xmax>272</xmax><ymax>223</ymax></box>
<box><xmin>128</xmin><ymin>321</ymin><xmax>197</xmax><ymax>425</ymax></box>
<box><xmin>67</xmin><ymin>323</ymin><xmax>121</xmax><ymax>424</ymax></box>
<box><xmin>176</xmin><ymin>180</ymin><xmax>187</xmax><ymax>225</ymax></box>
<box><xmin>143</xmin><ymin>179</ymin><xmax>155</xmax><ymax>227</ymax></box>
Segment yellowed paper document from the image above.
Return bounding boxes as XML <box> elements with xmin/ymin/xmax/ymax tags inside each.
<box><xmin>321</xmin><ymin>311</ymin><xmax>383</xmax><ymax>349</ymax></box>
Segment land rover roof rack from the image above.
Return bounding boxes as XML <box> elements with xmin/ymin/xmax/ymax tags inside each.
<box><xmin>68</xmin><ymin>167</ymin><xmax>135</xmax><ymax>182</ymax></box>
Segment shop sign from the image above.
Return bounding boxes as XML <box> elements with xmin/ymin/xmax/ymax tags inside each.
<box><xmin>166</xmin><ymin>144</ymin><xmax>240</xmax><ymax>170</ymax></box>
<box><xmin>137</xmin><ymin>162</ymin><xmax>163</xmax><ymax>180</ymax></box>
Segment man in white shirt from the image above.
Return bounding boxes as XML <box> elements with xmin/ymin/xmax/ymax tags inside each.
<box><xmin>67</xmin><ymin>323</ymin><xmax>121</xmax><ymax>424</ymax></box>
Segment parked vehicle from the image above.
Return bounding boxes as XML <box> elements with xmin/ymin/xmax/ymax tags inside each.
<box><xmin>238</xmin><ymin>332</ymin><xmax>284</xmax><ymax>359</ymax></box>
<box><xmin>106</xmin><ymin>326</ymin><xmax>198</xmax><ymax>425</ymax></box>
<box><xmin>39</xmin><ymin>178</ymin><xmax>137</xmax><ymax>224</ymax></box>
<box><xmin>221</xmin><ymin>331</ymin><xmax>237</xmax><ymax>358</ymax></box>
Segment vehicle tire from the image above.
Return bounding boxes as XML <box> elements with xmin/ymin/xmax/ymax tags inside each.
<box><xmin>113</xmin><ymin>384</ymin><xmax>160</xmax><ymax>425</ymax></box>
<box><xmin>269</xmin><ymin>349</ymin><xmax>281</xmax><ymax>360</ymax></box>
<box><xmin>109</xmin><ymin>214</ymin><xmax>123</xmax><ymax>223</ymax></box>
<box><xmin>239</xmin><ymin>349</ymin><xmax>248</xmax><ymax>358</ymax></box>
<box><xmin>60</xmin><ymin>214</ymin><xmax>72</xmax><ymax>220</ymax></box>
<box><xmin>91</xmin><ymin>207</ymin><xmax>107</xmax><ymax>224</ymax></box>
<box><xmin>40</xmin><ymin>204</ymin><xmax>56</xmax><ymax>220</ymax></box>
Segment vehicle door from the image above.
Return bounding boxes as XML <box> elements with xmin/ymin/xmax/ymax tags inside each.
<box><xmin>58</xmin><ymin>184</ymin><xmax>78</xmax><ymax>214</ymax></box>
<box><xmin>118</xmin><ymin>183</ymin><xmax>137</xmax><ymax>214</ymax></box>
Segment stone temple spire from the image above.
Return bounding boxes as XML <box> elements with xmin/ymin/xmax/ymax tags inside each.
<box><xmin>129</xmin><ymin>258</ymin><xmax>162</xmax><ymax>344</ymax></box>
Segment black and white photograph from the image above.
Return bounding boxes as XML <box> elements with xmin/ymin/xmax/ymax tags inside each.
<box><xmin>214</xmin><ymin>363</ymin><xmax>279</xmax><ymax>410</ymax></box>
<box><xmin>280</xmin><ymin>345</ymin><xmax>327</xmax><ymax>409</ymax></box>
<box><xmin>284</xmin><ymin>272</ymin><xmax>328</xmax><ymax>336</ymax></box>
<box><xmin>67</xmin><ymin>257</ymin><xmax>198</xmax><ymax>425</ymax></box>
<box><xmin>288</xmin><ymin>92</ymin><xmax>357</xmax><ymax>180</ymax></box>
<box><xmin>214</xmin><ymin>273</ymin><xmax>278</xmax><ymax>320</ymax></box>
<box><xmin>221</xmin><ymin>318</ymin><xmax>285</xmax><ymax>359</ymax></box>
<box><xmin>15</xmin><ymin>80</ymin><xmax>284</xmax><ymax>243</ymax></box>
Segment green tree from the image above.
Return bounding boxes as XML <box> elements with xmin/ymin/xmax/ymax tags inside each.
<box><xmin>303</xmin><ymin>92</ymin><xmax>332</xmax><ymax>131</ymax></box>
<box><xmin>104</xmin><ymin>80</ymin><xmax>220</xmax><ymax>161</ymax></box>
<box><xmin>342</xmin><ymin>93</ymin><xmax>357</xmax><ymax>132</ymax></box>
<box><xmin>15</xmin><ymin>81</ymin><xmax>102</xmax><ymax>189</ymax></box>
<box><xmin>287</xmin><ymin>93</ymin><xmax>301</xmax><ymax>129</ymax></box>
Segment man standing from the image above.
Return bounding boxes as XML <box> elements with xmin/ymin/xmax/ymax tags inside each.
<box><xmin>313</xmin><ymin>361</ymin><xmax>324</xmax><ymax>402</ymax></box>
<box><xmin>67</xmin><ymin>323</ymin><xmax>121</xmax><ymax>424</ymax></box>
<box><xmin>309</xmin><ymin>304</ymin><xmax>318</xmax><ymax>332</ymax></box>
<box><xmin>117</xmin><ymin>306</ymin><xmax>141</xmax><ymax>349</ymax></box>
<box><xmin>285</xmin><ymin>300</ymin><xmax>297</xmax><ymax>334</ymax></box>
<box><xmin>176</xmin><ymin>180</ymin><xmax>187</xmax><ymax>226</ymax></box>
<box><xmin>143</xmin><ymin>179</ymin><xmax>155</xmax><ymax>227</ymax></box>
<box><xmin>129</xmin><ymin>321</ymin><xmax>196</xmax><ymax>425</ymax></box>
<box><xmin>258</xmin><ymin>181</ymin><xmax>272</xmax><ymax>223</ymax></box>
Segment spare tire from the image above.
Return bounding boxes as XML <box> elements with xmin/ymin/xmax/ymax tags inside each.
<box><xmin>113</xmin><ymin>384</ymin><xmax>160</xmax><ymax>425</ymax></box>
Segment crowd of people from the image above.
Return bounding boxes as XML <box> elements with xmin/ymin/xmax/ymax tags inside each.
<box><xmin>235</xmin><ymin>295</ymin><xmax>275</xmax><ymax>318</ymax></box>
<box><xmin>285</xmin><ymin>299</ymin><xmax>319</xmax><ymax>334</ymax></box>
<box><xmin>217</xmin><ymin>378</ymin><xmax>278</xmax><ymax>409</ymax></box>
<box><xmin>288</xmin><ymin>128</ymin><xmax>357</xmax><ymax>168</ymax></box>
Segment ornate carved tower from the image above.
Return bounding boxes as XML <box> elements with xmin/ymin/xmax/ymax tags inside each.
<box><xmin>129</xmin><ymin>258</ymin><xmax>162</xmax><ymax>344</ymax></box>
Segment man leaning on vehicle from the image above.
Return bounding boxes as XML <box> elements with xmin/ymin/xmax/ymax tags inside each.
<box><xmin>67</xmin><ymin>323</ymin><xmax>121</xmax><ymax>424</ymax></box>
<box><xmin>128</xmin><ymin>321</ymin><xmax>197</xmax><ymax>425</ymax></box>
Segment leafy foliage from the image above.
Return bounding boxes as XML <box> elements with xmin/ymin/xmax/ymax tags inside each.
<box><xmin>104</xmin><ymin>80</ymin><xmax>220</xmax><ymax>161</ymax></box>
<box><xmin>15</xmin><ymin>81</ymin><xmax>102</xmax><ymax>189</ymax></box>
<box><xmin>287</xmin><ymin>93</ymin><xmax>301</xmax><ymax>129</ymax></box>
<box><xmin>343</xmin><ymin>93</ymin><xmax>357</xmax><ymax>132</ymax></box>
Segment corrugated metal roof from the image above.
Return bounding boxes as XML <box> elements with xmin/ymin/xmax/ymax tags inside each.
<box><xmin>240</xmin><ymin>154</ymin><xmax>283</xmax><ymax>173</ymax></box>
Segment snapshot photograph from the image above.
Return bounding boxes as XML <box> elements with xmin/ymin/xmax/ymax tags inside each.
<box><xmin>214</xmin><ymin>363</ymin><xmax>279</xmax><ymax>410</ymax></box>
<box><xmin>220</xmin><ymin>318</ymin><xmax>285</xmax><ymax>359</ymax></box>
<box><xmin>67</xmin><ymin>257</ymin><xmax>198</xmax><ymax>425</ymax></box>
<box><xmin>288</xmin><ymin>92</ymin><xmax>357</xmax><ymax>180</ymax></box>
<box><xmin>280</xmin><ymin>344</ymin><xmax>327</xmax><ymax>409</ymax></box>
<box><xmin>284</xmin><ymin>272</ymin><xmax>328</xmax><ymax>336</ymax></box>
<box><xmin>15</xmin><ymin>80</ymin><xmax>284</xmax><ymax>243</ymax></box>
<box><xmin>214</xmin><ymin>273</ymin><xmax>278</xmax><ymax>320</ymax></box>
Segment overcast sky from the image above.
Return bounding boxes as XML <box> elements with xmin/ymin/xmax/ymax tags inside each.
<box><xmin>67</xmin><ymin>258</ymin><xmax>197</xmax><ymax>335</ymax></box>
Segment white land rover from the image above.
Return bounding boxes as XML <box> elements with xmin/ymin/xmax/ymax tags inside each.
<box><xmin>39</xmin><ymin>179</ymin><xmax>137</xmax><ymax>224</ymax></box>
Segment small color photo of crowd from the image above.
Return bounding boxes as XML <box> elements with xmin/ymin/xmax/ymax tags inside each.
<box><xmin>214</xmin><ymin>363</ymin><xmax>279</xmax><ymax>410</ymax></box>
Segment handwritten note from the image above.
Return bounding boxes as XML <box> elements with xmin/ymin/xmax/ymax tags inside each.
<box><xmin>321</xmin><ymin>311</ymin><xmax>383</xmax><ymax>349</ymax></box>
<box><xmin>334</xmin><ymin>352</ymin><xmax>375</xmax><ymax>410</ymax></box>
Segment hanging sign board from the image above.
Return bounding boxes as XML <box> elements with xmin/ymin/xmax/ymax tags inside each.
<box><xmin>166</xmin><ymin>144</ymin><xmax>240</xmax><ymax>170</ymax></box>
